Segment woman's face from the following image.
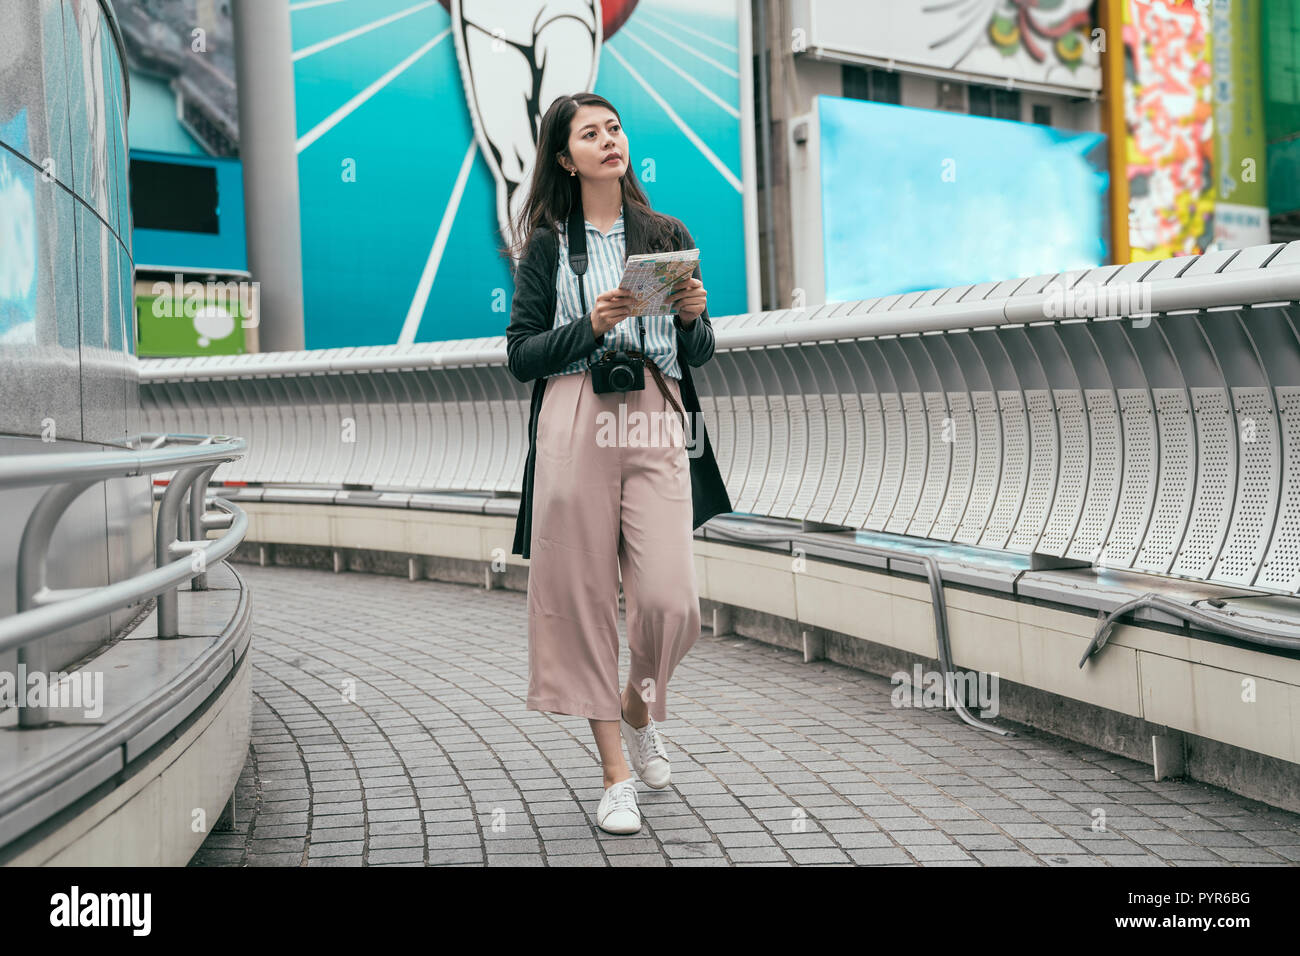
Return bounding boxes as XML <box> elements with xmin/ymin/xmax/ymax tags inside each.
<box><xmin>561</xmin><ymin>105</ymin><xmax>628</xmax><ymax>182</ymax></box>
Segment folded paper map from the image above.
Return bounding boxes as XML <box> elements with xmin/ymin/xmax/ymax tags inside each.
<box><xmin>618</xmin><ymin>249</ymin><xmax>700</xmax><ymax>316</ymax></box>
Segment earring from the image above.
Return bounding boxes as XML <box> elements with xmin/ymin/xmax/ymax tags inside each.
<box><xmin>570</xmin><ymin>169</ymin><xmax>575</xmax><ymax>176</ymax></box>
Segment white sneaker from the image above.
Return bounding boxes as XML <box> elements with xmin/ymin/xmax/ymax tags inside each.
<box><xmin>620</xmin><ymin>711</ymin><xmax>671</xmax><ymax>789</ymax></box>
<box><xmin>596</xmin><ymin>777</ymin><xmax>641</xmax><ymax>834</ymax></box>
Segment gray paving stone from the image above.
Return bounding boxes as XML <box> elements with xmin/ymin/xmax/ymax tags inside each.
<box><xmin>1019</xmin><ymin>838</ymin><xmax>1085</xmax><ymax>854</ymax></box>
<box><xmin>200</xmin><ymin>833</ymin><xmax>250</xmax><ymax>849</ymax></box>
<box><xmin>481</xmin><ymin>853</ymin><xmax>545</xmax><ymax>866</ymax></box>
<box><xmin>714</xmin><ymin>831</ymin><xmax>779</xmax><ymax>848</ymax></box>
<box><xmin>971</xmin><ymin>851</ymin><xmax>1041</xmax><ymax>865</ymax></box>
<box><xmin>248</xmin><ymin>837</ymin><xmax>306</xmax><ymax>853</ymax></box>
<box><xmin>788</xmin><ymin>848</ymin><xmax>852</xmax><ymax>864</ymax></box>
<box><xmin>772</xmin><ymin>831</ymin><xmax>838</xmax><ymax>849</ymax></box>
<box><xmin>845</xmin><ymin>847</ymin><xmax>912</xmax><ymax>865</ymax></box>
<box><xmin>308</xmin><ymin>841</ymin><xmax>365</xmax><ymax>858</ymax></box>
<box><xmin>253</xmin><ymin>823</ymin><xmax>309</xmax><ymax>839</ymax></box>
<box><xmin>543</xmin><ymin>838</ymin><xmax>602</xmax><ymax>855</ymax></box>
<box><xmin>369</xmin><ymin>820</ymin><xmax>423</xmax><ymax>835</ymax></box>
<box><xmin>832</xmin><ymin>831</ymin><xmax>896</xmax><ymax>849</ymax></box>
<box><xmin>366</xmin><ymin>832</ymin><xmax>426</xmax><ymax>849</ymax></box>
<box><xmin>306</xmin><ymin>855</ymin><xmax>364</xmax><ymax>866</ymax></box>
<box><xmin>999</xmin><ymin>823</ymin><xmax>1064</xmax><ymax>839</ymax></box>
<box><xmin>607</xmin><ymin>854</ymin><xmax>669</xmax><ymax>866</ymax></box>
<box><xmin>310</xmin><ymin>826</ymin><xmax>366</xmax><ymax>843</ymax></box>
<box><xmin>904</xmin><ymin>844</ymin><xmax>973</xmax><ymax>862</ymax></box>
<box><xmin>656</xmin><ymin>829</ymin><xmax>714</xmax><ymax>845</ymax></box>
<box><xmin>662</xmin><ymin>842</ymin><xmax>725</xmax><ymax>859</ymax></box>
<box><xmin>898</xmin><ymin>829</ymin><xmax>961</xmax><ymax>845</ymax></box>
<box><xmin>191</xmin><ymin>848</ymin><xmax>243</xmax><ymax>864</ymax></box>
<box><xmin>427</xmin><ymin>847</ymin><xmax>483</xmax><ymax>864</ymax></box>
<box><xmin>367</xmin><ymin>847</ymin><xmax>425</xmax><ymax>864</ymax></box>
<box><xmin>536</xmin><ymin>825</ymin><xmax>597</xmax><ymax>841</ymax></box>
<box><xmin>1100</xmin><ymin>854</ymin><xmax>1166</xmax><ymax>866</ymax></box>
<box><xmin>254</xmin><ymin>812</ymin><xmax>310</xmax><ymax>827</ymax></box>
<box><xmin>1148</xmin><ymin>844</ymin><xmax>1223</xmax><ymax>862</ymax></box>
<box><xmin>546</xmin><ymin>853</ymin><xmax>607</xmax><ymax>866</ymax></box>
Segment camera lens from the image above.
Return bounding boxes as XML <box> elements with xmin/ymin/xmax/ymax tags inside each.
<box><xmin>610</xmin><ymin>365</ymin><xmax>634</xmax><ymax>391</ymax></box>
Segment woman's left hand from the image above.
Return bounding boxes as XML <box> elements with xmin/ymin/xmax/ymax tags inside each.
<box><xmin>670</xmin><ymin>277</ymin><xmax>706</xmax><ymax>324</ymax></box>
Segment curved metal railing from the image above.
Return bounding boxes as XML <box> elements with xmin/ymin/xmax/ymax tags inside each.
<box><xmin>136</xmin><ymin>241</ymin><xmax>1300</xmax><ymax>595</ymax></box>
<box><xmin>0</xmin><ymin>433</ymin><xmax>248</xmax><ymax>726</ymax></box>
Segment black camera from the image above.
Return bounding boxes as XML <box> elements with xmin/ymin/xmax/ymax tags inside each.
<box><xmin>589</xmin><ymin>349</ymin><xmax>646</xmax><ymax>394</ymax></box>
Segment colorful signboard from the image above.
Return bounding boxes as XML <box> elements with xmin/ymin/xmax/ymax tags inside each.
<box><xmin>1119</xmin><ymin>0</ymin><xmax>1272</xmax><ymax>259</ymax></box>
<box><xmin>796</xmin><ymin>0</ymin><xmax>1101</xmax><ymax>94</ymax></box>
<box><xmin>1211</xmin><ymin>0</ymin><xmax>1269</xmax><ymax>248</ymax></box>
<box><xmin>289</xmin><ymin>0</ymin><xmax>751</xmax><ymax>348</ymax></box>
<box><xmin>1122</xmin><ymin>0</ymin><xmax>1215</xmax><ymax>260</ymax></box>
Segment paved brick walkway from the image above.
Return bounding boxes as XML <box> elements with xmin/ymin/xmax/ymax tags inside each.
<box><xmin>191</xmin><ymin>563</ymin><xmax>1300</xmax><ymax>867</ymax></box>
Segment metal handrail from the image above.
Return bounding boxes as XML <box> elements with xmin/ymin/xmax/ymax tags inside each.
<box><xmin>701</xmin><ymin>523</ymin><xmax>1012</xmax><ymax>736</ymax></box>
<box><xmin>1079</xmin><ymin>592</ymin><xmax>1300</xmax><ymax>667</ymax></box>
<box><xmin>134</xmin><ymin>260</ymin><xmax>1300</xmax><ymax>381</ymax></box>
<box><xmin>0</xmin><ymin>433</ymin><xmax>248</xmax><ymax>726</ymax></box>
<box><xmin>0</xmin><ymin>433</ymin><xmax>244</xmax><ymax>489</ymax></box>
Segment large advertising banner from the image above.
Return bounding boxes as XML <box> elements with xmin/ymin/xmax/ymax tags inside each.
<box><xmin>1122</xmin><ymin>0</ymin><xmax>1215</xmax><ymax>260</ymax></box>
<box><xmin>797</xmin><ymin>0</ymin><xmax>1101</xmax><ymax>94</ymax></box>
<box><xmin>1121</xmin><ymin>0</ymin><xmax>1271</xmax><ymax>259</ymax></box>
<box><xmin>819</xmin><ymin>97</ymin><xmax>1109</xmax><ymax>302</ymax></box>
<box><xmin>290</xmin><ymin>0</ymin><xmax>750</xmax><ymax>349</ymax></box>
<box><xmin>1211</xmin><ymin>0</ymin><xmax>1270</xmax><ymax>249</ymax></box>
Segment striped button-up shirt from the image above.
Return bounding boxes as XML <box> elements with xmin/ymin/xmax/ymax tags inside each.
<box><xmin>551</xmin><ymin>210</ymin><xmax>682</xmax><ymax>379</ymax></box>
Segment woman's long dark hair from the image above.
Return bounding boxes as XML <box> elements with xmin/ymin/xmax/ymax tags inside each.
<box><xmin>502</xmin><ymin>92</ymin><xmax>680</xmax><ymax>265</ymax></box>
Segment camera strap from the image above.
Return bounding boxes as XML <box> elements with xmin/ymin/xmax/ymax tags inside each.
<box><xmin>566</xmin><ymin>194</ymin><xmax>689</xmax><ymax>439</ymax></box>
<box><xmin>568</xmin><ymin>195</ymin><xmax>644</xmax><ymax>355</ymax></box>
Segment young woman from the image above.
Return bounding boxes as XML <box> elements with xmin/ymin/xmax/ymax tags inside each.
<box><xmin>504</xmin><ymin>93</ymin><xmax>732</xmax><ymax>834</ymax></box>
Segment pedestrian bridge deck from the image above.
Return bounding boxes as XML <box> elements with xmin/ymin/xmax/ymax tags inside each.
<box><xmin>191</xmin><ymin>561</ymin><xmax>1300</xmax><ymax>867</ymax></box>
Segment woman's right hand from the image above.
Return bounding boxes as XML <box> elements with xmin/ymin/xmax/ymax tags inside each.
<box><xmin>590</xmin><ymin>288</ymin><xmax>634</xmax><ymax>339</ymax></box>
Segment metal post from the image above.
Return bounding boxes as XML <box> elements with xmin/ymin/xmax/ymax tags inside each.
<box><xmin>156</xmin><ymin>465</ymin><xmax>207</xmax><ymax>638</ymax></box>
<box><xmin>232</xmin><ymin>0</ymin><xmax>306</xmax><ymax>350</ymax></box>
<box><xmin>15</xmin><ymin>479</ymin><xmax>98</xmax><ymax>727</ymax></box>
<box><xmin>190</xmin><ymin>465</ymin><xmax>218</xmax><ymax>591</ymax></box>
<box><xmin>177</xmin><ymin>486</ymin><xmax>188</xmax><ymax>546</ymax></box>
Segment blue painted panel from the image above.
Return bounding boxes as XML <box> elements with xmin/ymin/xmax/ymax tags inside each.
<box><xmin>289</xmin><ymin>0</ymin><xmax>748</xmax><ymax>348</ymax></box>
<box><xmin>819</xmin><ymin>96</ymin><xmax>1109</xmax><ymax>302</ymax></box>
<box><xmin>129</xmin><ymin>148</ymin><xmax>248</xmax><ymax>272</ymax></box>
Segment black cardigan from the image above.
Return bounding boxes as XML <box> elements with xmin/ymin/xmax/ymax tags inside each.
<box><xmin>504</xmin><ymin>204</ymin><xmax>734</xmax><ymax>559</ymax></box>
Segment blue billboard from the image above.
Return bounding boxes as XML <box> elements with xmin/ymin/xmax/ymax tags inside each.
<box><xmin>818</xmin><ymin>95</ymin><xmax>1109</xmax><ymax>302</ymax></box>
<box><xmin>289</xmin><ymin>0</ymin><xmax>749</xmax><ymax>348</ymax></box>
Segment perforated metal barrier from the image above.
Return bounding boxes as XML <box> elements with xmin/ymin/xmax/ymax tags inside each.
<box><xmin>140</xmin><ymin>241</ymin><xmax>1300</xmax><ymax>594</ymax></box>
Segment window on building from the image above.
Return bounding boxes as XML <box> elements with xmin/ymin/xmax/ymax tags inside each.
<box><xmin>1032</xmin><ymin>104</ymin><xmax>1052</xmax><ymax>126</ymax></box>
<box><xmin>969</xmin><ymin>84</ymin><xmax>1021</xmax><ymax>121</ymax></box>
<box><xmin>843</xmin><ymin>65</ymin><xmax>900</xmax><ymax>104</ymax></box>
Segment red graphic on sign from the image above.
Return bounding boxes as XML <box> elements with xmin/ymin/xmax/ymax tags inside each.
<box><xmin>435</xmin><ymin>1</ymin><xmax>639</xmax><ymax>39</ymax></box>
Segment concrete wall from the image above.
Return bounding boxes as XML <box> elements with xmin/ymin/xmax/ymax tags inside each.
<box><xmin>0</xmin><ymin>0</ymin><xmax>154</xmax><ymax>672</ymax></box>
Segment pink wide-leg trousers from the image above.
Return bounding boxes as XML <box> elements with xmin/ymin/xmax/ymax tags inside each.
<box><xmin>525</xmin><ymin>368</ymin><xmax>701</xmax><ymax>723</ymax></box>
